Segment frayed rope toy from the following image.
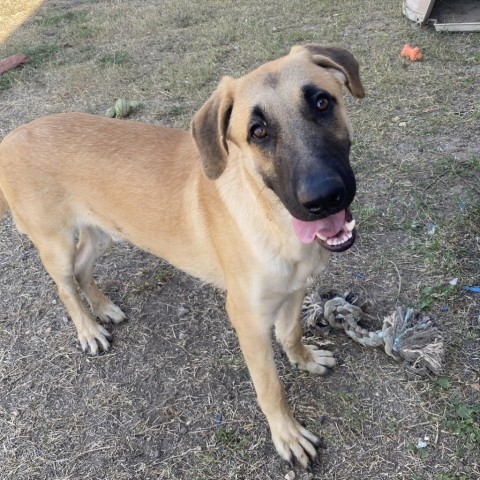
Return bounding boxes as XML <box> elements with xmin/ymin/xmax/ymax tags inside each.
<box><xmin>302</xmin><ymin>290</ymin><xmax>444</xmax><ymax>375</ymax></box>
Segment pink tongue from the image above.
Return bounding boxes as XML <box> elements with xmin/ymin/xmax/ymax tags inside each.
<box><xmin>292</xmin><ymin>210</ymin><xmax>346</xmax><ymax>244</ymax></box>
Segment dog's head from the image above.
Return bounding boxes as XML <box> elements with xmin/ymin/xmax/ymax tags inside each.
<box><xmin>191</xmin><ymin>44</ymin><xmax>364</xmax><ymax>252</ymax></box>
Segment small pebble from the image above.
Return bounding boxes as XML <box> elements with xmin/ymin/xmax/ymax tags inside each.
<box><xmin>178</xmin><ymin>332</ymin><xmax>187</xmax><ymax>341</ymax></box>
<box><xmin>285</xmin><ymin>471</ymin><xmax>295</xmax><ymax>480</ymax></box>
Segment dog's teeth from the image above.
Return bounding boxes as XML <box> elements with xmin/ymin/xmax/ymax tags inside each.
<box><xmin>316</xmin><ymin>233</ymin><xmax>327</xmax><ymax>241</ymax></box>
<box><xmin>345</xmin><ymin>219</ymin><xmax>356</xmax><ymax>231</ymax></box>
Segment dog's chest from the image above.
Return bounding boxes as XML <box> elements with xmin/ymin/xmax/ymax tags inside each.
<box><xmin>263</xmin><ymin>243</ymin><xmax>330</xmax><ymax>294</ymax></box>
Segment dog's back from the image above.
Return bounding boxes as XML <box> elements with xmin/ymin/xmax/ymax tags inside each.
<box><xmin>0</xmin><ymin>114</ymin><xmax>196</xmax><ymax>242</ymax></box>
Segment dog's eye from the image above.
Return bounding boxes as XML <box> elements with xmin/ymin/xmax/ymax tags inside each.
<box><xmin>316</xmin><ymin>95</ymin><xmax>330</xmax><ymax>112</ymax></box>
<box><xmin>251</xmin><ymin>125</ymin><xmax>268</xmax><ymax>140</ymax></box>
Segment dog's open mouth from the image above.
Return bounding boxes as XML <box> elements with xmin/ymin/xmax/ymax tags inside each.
<box><xmin>291</xmin><ymin>209</ymin><xmax>356</xmax><ymax>252</ymax></box>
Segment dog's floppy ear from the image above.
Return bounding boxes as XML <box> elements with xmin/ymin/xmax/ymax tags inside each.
<box><xmin>291</xmin><ymin>44</ymin><xmax>365</xmax><ymax>98</ymax></box>
<box><xmin>191</xmin><ymin>77</ymin><xmax>234</xmax><ymax>180</ymax></box>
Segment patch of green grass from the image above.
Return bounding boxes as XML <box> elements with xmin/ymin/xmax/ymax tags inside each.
<box><xmin>326</xmin><ymin>391</ymin><xmax>370</xmax><ymax>436</ymax></box>
<box><xmin>35</xmin><ymin>10</ymin><xmax>98</xmax><ymax>40</ymax></box>
<box><xmin>23</xmin><ymin>44</ymin><xmax>59</xmax><ymax>68</ymax></box>
<box><xmin>155</xmin><ymin>270</ymin><xmax>172</xmax><ymax>283</ymax></box>
<box><xmin>386</xmin><ymin>421</ymin><xmax>401</xmax><ymax>432</ymax></box>
<box><xmin>73</xmin><ymin>23</ymin><xmax>98</xmax><ymax>40</ymax></box>
<box><xmin>419</xmin><ymin>282</ymin><xmax>456</xmax><ymax>311</ymax></box>
<box><xmin>33</xmin><ymin>11</ymin><xmax>83</xmax><ymax>27</ymax></box>
<box><xmin>163</xmin><ymin>2</ymin><xmax>213</xmax><ymax>29</ymax></box>
<box><xmin>170</xmin><ymin>12</ymin><xmax>199</xmax><ymax>28</ymax></box>
<box><xmin>131</xmin><ymin>281</ymin><xmax>157</xmax><ymax>294</ymax></box>
<box><xmin>215</xmin><ymin>426</ymin><xmax>248</xmax><ymax>450</ymax></box>
<box><xmin>331</xmin><ymin>390</ymin><xmax>354</xmax><ymax>403</ymax></box>
<box><xmin>168</xmin><ymin>105</ymin><xmax>189</xmax><ymax>117</ymax></box>
<box><xmin>354</xmin><ymin>205</ymin><xmax>380</xmax><ymax>232</ymax></box>
<box><xmin>0</xmin><ymin>43</ymin><xmax>59</xmax><ymax>92</ymax></box>
<box><xmin>422</xmin><ymin>214</ymin><xmax>477</xmax><ymax>278</ymax></box>
<box><xmin>405</xmin><ymin>157</ymin><xmax>479</xmax><ymax>281</ymax></box>
<box><xmin>434</xmin><ymin>377</ymin><xmax>451</xmax><ymax>392</ymax></box>
<box><xmin>429</xmin><ymin>376</ymin><xmax>480</xmax><ymax>466</ymax></box>
<box><xmin>285</xmin><ymin>31</ymin><xmax>317</xmax><ymax>44</ymax></box>
<box><xmin>446</xmin><ymin>401</ymin><xmax>480</xmax><ymax>450</ymax></box>
<box><xmin>215</xmin><ymin>426</ymin><xmax>235</xmax><ymax>445</ymax></box>
<box><xmin>407</xmin><ymin>442</ymin><xmax>429</xmax><ymax>460</ymax></box>
<box><xmin>97</xmin><ymin>51</ymin><xmax>130</xmax><ymax>66</ymax></box>
<box><xmin>435</xmin><ymin>475</ymin><xmax>470</xmax><ymax>480</ymax></box>
<box><xmin>433</xmin><ymin>155</ymin><xmax>480</xmax><ymax>177</ymax></box>
<box><xmin>465</xmin><ymin>53</ymin><xmax>480</xmax><ymax>65</ymax></box>
<box><xmin>0</xmin><ymin>71</ymin><xmax>18</xmax><ymax>93</ymax></box>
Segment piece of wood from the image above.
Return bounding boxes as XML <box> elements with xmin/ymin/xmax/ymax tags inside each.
<box><xmin>0</xmin><ymin>53</ymin><xmax>27</xmax><ymax>75</ymax></box>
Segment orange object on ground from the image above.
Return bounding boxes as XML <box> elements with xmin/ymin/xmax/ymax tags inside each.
<box><xmin>401</xmin><ymin>44</ymin><xmax>423</xmax><ymax>61</ymax></box>
<box><xmin>0</xmin><ymin>53</ymin><xmax>27</xmax><ymax>75</ymax></box>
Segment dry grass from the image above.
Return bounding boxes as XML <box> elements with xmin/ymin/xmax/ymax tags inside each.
<box><xmin>0</xmin><ymin>0</ymin><xmax>44</xmax><ymax>43</ymax></box>
<box><xmin>1</xmin><ymin>1</ymin><xmax>479</xmax><ymax>479</ymax></box>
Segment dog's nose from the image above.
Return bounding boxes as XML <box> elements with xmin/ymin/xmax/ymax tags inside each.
<box><xmin>298</xmin><ymin>178</ymin><xmax>346</xmax><ymax>215</ymax></box>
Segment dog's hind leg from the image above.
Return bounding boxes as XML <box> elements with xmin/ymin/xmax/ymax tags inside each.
<box><xmin>74</xmin><ymin>226</ymin><xmax>126</xmax><ymax>325</ymax></box>
<box><xmin>275</xmin><ymin>289</ymin><xmax>336</xmax><ymax>375</ymax></box>
<box><xmin>31</xmin><ymin>228</ymin><xmax>112</xmax><ymax>355</ymax></box>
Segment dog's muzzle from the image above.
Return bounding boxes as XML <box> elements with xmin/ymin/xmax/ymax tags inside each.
<box><xmin>291</xmin><ymin>208</ymin><xmax>356</xmax><ymax>252</ymax></box>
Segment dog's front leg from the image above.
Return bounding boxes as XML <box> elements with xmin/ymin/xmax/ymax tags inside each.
<box><xmin>226</xmin><ymin>292</ymin><xmax>320</xmax><ymax>467</ymax></box>
<box><xmin>275</xmin><ymin>289</ymin><xmax>336</xmax><ymax>375</ymax></box>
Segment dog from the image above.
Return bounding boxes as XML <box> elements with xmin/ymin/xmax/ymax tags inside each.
<box><xmin>0</xmin><ymin>44</ymin><xmax>364</xmax><ymax>467</ymax></box>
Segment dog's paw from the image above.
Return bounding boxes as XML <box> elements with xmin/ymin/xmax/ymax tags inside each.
<box><xmin>295</xmin><ymin>344</ymin><xmax>336</xmax><ymax>375</ymax></box>
<box><xmin>78</xmin><ymin>322</ymin><xmax>112</xmax><ymax>355</ymax></box>
<box><xmin>271</xmin><ymin>417</ymin><xmax>319</xmax><ymax>468</ymax></box>
<box><xmin>95</xmin><ymin>302</ymin><xmax>127</xmax><ymax>325</ymax></box>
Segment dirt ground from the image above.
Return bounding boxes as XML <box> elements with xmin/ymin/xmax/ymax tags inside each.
<box><xmin>0</xmin><ymin>1</ymin><xmax>479</xmax><ymax>479</ymax></box>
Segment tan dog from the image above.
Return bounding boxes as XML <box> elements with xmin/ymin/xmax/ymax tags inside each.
<box><xmin>0</xmin><ymin>44</ymin><xmax>364</xmax><ymax>467</ymax></box>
